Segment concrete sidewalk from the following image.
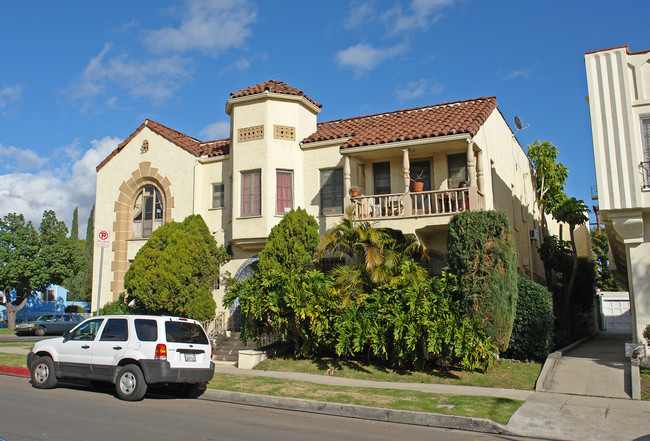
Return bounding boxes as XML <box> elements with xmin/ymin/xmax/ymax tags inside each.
<box><xmin>540</xmin><ymin>333</ymin><xmax>632</xmax><ymax>398</ymax></box>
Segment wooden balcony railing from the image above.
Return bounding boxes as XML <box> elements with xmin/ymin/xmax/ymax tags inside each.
<box><xmin>350</xmin><ymin>187</ymin><xmax>483</xmax><ymax>220</ymax></box>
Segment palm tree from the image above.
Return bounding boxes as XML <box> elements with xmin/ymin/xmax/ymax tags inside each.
<box><xmin>317</xmin><ymin>207</ymin><xmax>428</xmax><ymax>305</ymax></box>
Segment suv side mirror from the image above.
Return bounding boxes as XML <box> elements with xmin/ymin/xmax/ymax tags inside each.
<box><xmin>63</xmin><ymin>331</ymin><xmax>71</xmax><ymax>340</ymax></box>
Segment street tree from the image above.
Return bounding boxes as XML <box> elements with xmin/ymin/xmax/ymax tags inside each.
<box><xmin>0</xmin><ymin>211</ymin><xmax>81</xmax><ymax>328</ymax></box>
<box><xmin>551</xmin><ymin>196</ymin><xmax>590</xmax><ymax>335</ymax></box>
<box><xmin>65</xmin><ymin>206</ymin><xmax>95</xmax><ymax>301</ymax></box>
<box><xmin>526</xmin><ymin>141</ymin><xmax>568</xmax><ymax>237</ymax></box>
<box><xmin>124</xmin><ymin>214</ymin><xmax>229</xmax><ymax>321</ymax></box>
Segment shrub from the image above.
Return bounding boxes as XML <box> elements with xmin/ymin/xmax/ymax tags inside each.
<box><xmin>65</xmin><ymin>304</ymin><xmax>87</xmax><ymax>313</ymax></box>
<box><xmin>508</xmin><ymin>276</ymin><xmax>554</xmax><ymax>361</ymax></box>
<box><xmin>225</xmin><ymin>270</ymin><xmax>340</xmax><ymax>356</ymax></box>
<box><xmin>334</xmin><ymin>268</ymin><xmax>496</xmax><ymax>371</ymax></box>
<box><xmin>124</xmin><ymin>215</ymin><xmax>229</xmax><ymax>321</ymax></box>
<box><xmin>447</xmin><ymin>210</ymin><xmax>519</xmax><ymax>352</ymax></box>
<box><xmin>98</xmin><ymin>293</ymin><xmax>132</xmax><ymax>315</ymax></box>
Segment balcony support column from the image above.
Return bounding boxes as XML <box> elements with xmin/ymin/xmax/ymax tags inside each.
<box><xmin>402</xmin><ymin>148</ymin><xmax>413</xmax><ymax>216</ymax></box>
<box><xmin>344</xmin><ymin>155</ymin><xmax>351</xmax><ymax>209</ymax></box>
<box><xmin>476</xmin><ymin>149</ymin><xmax>484</xmax><ymax>195</ymax></box>
<box><xmin>466</xmin><ymin>138</ymin><xmax>476</xmax><ymax>188</ymax></box>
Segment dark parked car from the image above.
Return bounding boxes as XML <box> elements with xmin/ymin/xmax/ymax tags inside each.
<box><xmin>15</xmin><ymin>313</ymin><xmax>85</xmax><ymax>336</ymax></box>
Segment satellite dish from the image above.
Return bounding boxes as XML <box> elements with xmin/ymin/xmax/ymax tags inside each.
<box><xmin>515</xmin><ymin>116</ymin><xmax>523</xmax><ymax>130</ymax></box>
<box><xmin>513</xmin><ymin>116</ymin><xmax>529</xmax><ymax>137</ymax></box>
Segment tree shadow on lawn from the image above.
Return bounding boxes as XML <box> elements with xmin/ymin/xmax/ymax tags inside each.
<box><xmin>308</xmin><ymin>356</ymin><xmax>466</xmax><ymax>381</ymax></box>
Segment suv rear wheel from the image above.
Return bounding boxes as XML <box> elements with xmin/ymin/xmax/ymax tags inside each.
<box><xmin>115</xmin><ymin>364</ymin><xmax>147</xmax><ymax>401</ymax></box>
<box><xmin>31</xmin><ymin>356</ymin><xmax>57</xmax><ymax>389</ymax></box>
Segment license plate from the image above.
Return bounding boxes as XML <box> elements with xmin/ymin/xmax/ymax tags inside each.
<box><xmin>184</xmin><ymin>354</ymin><xmax>196</xmax><ymax>362</ymax></box>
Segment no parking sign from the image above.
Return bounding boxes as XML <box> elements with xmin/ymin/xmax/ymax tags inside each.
<box><xmin>97</xmin><ymin>230</ymin><xmax>110</xmax><ymax>248</ymax></box>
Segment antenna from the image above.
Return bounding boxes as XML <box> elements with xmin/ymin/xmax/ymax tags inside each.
<box><xmin>513</xmin><ymin>116</ymin><xmax>530</xmax><ymax>137</ymax></box>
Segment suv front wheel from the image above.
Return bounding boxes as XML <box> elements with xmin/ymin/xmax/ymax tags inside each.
<box><xmin>115</xmin><ymin>364</ymin><xmax>147</xmax><ymax>401</ymax></box>
<box><xmin>31</xmin><ymin>356</ymin><xmax>57</xmax><ymax>389</ymax></box>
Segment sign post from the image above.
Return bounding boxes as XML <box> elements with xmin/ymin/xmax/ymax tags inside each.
<box><xmin>96</xmin><ymin>230</ymin><xmax>110</xmax><ymax>315</ymax></box>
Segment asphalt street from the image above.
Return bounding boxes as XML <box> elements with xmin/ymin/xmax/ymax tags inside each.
<box><xmin>0</xmin><ymin>375</ymin><xmax>535</xmax><ymax>441</ymax></box>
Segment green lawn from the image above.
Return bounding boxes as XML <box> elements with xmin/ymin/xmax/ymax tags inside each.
<box><xmin>0</xmin><ymin>353</ymin><xmax>27</xmax><ymax>368</ymax></box>
<box><xmin>208</xmin><ymin>373</ymin><xmax>522</xmax><ymax>425</ymax></box>
<box><xmin>255</xmin><ymin>357</ymin><xmax>541</xmax><ymax>391</ymax></box>
<box><xmin>641</xmin><ymin>368</ymin><xmax>649</xmax><ymax>401</ymax></box>
<box><xmin>0</xmin><ymin>328</ymin><xmax>17</xmax><ymax>335</ymax></box>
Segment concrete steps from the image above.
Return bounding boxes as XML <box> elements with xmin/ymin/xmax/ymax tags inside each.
<box><xmin>212</xmin><ymin>332</ymin><xmax>257</xmax><ymax>362</ymax></box>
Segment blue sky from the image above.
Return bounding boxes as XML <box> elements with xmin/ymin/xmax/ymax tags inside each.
<box><xmin>0</xmin><ymin>0</ymin><xmax>647</xmax><ymax>234</ymax></box>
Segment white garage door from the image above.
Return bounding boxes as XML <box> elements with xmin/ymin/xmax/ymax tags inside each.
<box><xmin>600</xmin><ymin>295</ymin><xmax>632</xmax><ymax>333</ymax></box>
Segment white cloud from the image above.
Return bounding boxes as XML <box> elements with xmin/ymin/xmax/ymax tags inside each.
<box><xmin>0</xmin><ymin>84</ymin><xmax>24</xmax><ymax>112</ymax></box>
<box><xmin>383</xmin><ymin>0</ymin><xmax>458</xmax><ymax>33</ymax></box>
<box><xmin>0</xmin><ymin>143</ymin><xmax>47</xmax><ymax>171</ymax></box>
<box><xmin>143</xmin><ymin>0</ymin><xmax>257</xmax><ymax>55</ymax></box>
<box><xmin>499</xmin><ymin>66</ymin><xmax>537</xmax><ymax>80</ymax></box>
<box><xmin>200</xmin><ymin>121</ymin><xmax>230</xmax><ymax>140</ymax></box>
<box><xmin>68</xmin><ymin>43</ymin><xmax>194</xmax><ymax>110</ymax></box>
<box><xmin>395</xmin><ymin>79</ymin><xmax>444</xmax><ymax>101</ymax></box>
<box><xmin>345</xmin><ymin>1</ymin><xmax>376</xmax><ymax>30</ymax></box>
<box><xmin>0</xmin><ymin>137</ymin><xmax>119</xmax><ymax>233</ymax></box>
<box><xmin>335</xmin><ymin>43</ymin><xmax>406</xmax><ymax>76</ymax></box>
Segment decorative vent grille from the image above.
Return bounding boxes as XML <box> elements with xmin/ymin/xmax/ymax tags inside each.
<box><xmin>274</xmin><ymin>125</ymin><xmax>295</xmax><ymax>140</ymax></box>
<box><xmin>238</xmin><ymin>125</ymin><xmax>264</xmax><ymax>142</ymax></box>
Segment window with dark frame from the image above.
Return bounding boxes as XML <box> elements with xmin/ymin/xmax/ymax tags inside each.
<box><xmin>321</xmin><ymin>257</ymin><xmax>345</xmax><ymax>275</ymax></box>
<box><xmin>212</xmin><ymin>183</ymin><xmax>225</xmax><ymax>209</ymax></box>
<box><xmin>320</xmin><ymin>168</ymin><xmax>343</xmax><ymax>215</ymax></box>
<box><xmin>133</xmin><ymin>186</ymin><xmax>164</xmax><ymax>238</ymax></box>
<box><xmin>373</xmin><ymin>162</ymin><xmax>391</xmax><ymax>195</ymax></box>
<box><xmin>241</xmin><ymin>170</ymin><xmax>261</xmax><ymax>216</ymax></box>
<box><xmin>447</xmin><ymin>154</ymin><xmax>468</xmax><ymax>188</ymax></box>
<box><xmin>276</xmin><ymin>170</ymin><xmax>293</xmax><ymax>214</ymax></box>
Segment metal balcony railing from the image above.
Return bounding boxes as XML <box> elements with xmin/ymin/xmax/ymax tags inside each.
<box><xmin>641</xmin><ymin>161</ymin><xmax>650</xmax><ymax>190</ymax></box>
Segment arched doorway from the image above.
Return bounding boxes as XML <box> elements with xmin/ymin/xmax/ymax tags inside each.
<box><xmin>229</xmin><ymin>257</ymin><xmax>259</xmax><ymax>331</ymax></box>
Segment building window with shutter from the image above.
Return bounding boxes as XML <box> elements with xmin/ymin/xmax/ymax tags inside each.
<box><xmin>241</xmin><ymin>170</ymin><xmax>261</xmax><ymax>216</ymax></box>
<box><xmin>276</xmin><ymin>170</ymin><xmax>293</xmax><ymax>214</ymax></box>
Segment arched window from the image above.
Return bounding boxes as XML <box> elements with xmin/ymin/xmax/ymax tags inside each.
<box><xmin>132</xmin><ymin>186</ymin><xmax>164</xmax><ymax>238</ymax></box>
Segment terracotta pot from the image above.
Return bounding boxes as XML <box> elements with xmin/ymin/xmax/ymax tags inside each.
<box><xmin>350</xmin><ymin>188</ymin><xmax>359</xmax><ymax>197</ymax></box>
<box><xmin>412</xmin><ymin>181</ymin><xmax>424</xmax><ymax>192</ymax></box>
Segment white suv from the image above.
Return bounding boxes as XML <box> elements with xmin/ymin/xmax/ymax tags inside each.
<box><xmin>27</xmin><ymin>315</ymin><xmax>214</xmax><ymax>401</ymax></box>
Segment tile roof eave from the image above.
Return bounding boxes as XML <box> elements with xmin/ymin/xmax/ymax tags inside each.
<box><xmin>225</xmin><ymin>91</ymin><xmax>322</xmax><ymax>116</ymax></box>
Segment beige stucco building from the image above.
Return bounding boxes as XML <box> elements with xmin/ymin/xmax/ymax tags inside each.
<box><xmin>585</xmin><ymin>46</ymin><xmax>650</xmax><ymax>359</ymax></box>
<box><xmin>92</xmin><ymin>80</ymin><xmax>549</xmax><ymax>325</ymax></box>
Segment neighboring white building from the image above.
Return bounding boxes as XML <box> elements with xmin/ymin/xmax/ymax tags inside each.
<box><xmin>585</xmin><ymin>46</ymin><xmax>650</xmax><ymax>358</ymax></box>
<box><xmin>92</xmin><ymin>80</ymin><xmax>549</xmax><ymax>324</ymax></box>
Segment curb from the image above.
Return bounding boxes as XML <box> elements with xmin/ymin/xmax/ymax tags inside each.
<box><xmin>536</xmin><ymin>333</ymin><xmax>596</xmax><ymax>392</ymax></box>
<box><xmin>200</xmin><ymin>389</ymin><xmax>512</xmax><ymax>435</ymax></box>
<box><xmin>0</xmin><ymin>365</ymin><xmax>30</xmax><ymax>378</ymax></box>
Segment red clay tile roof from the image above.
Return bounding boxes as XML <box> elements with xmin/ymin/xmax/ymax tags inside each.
<box><xmin>96</xmin><ymin>119</ymin><xmax>229</xmax><ymax>171</ymax></box>
<box><xmin>302</xmin><ymin>97</ymin><xmax>497</xmax><ymax>148</ymax></box>
<box><xmin>97</xmin><ymin>95</ymin><xmax>497</xmax><ymax>171</ymax></box>
<box><xmin>230</xmin><ymin>80</ymin><xmax>322</xmax><ymax>109</ymax></box>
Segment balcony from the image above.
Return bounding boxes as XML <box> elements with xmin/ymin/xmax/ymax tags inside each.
<box><xmin>350</xmin><ymin>187</ymin><xmax>484</xmax><ymax>220</ymax></box>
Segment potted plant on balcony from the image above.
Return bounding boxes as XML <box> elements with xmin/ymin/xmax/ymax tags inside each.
<box><xmin>349</xmin><ymin>186</ymin><xmax>361</xmax><ymax>197</ymax></box>
<box><xmin>409</xmin><ymin>171</ymin><xmax>425</xmax><ymax>192</ymax></box>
